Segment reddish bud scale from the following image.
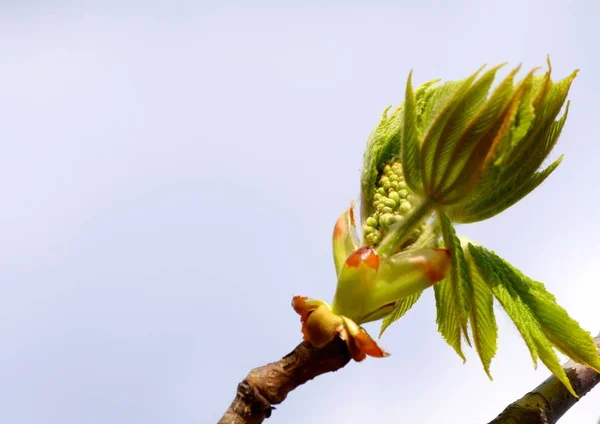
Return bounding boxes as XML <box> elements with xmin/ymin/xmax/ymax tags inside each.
<box><xmin>345</xmin><ymin>246</ymin><xmax>380</xmax><ymax>270</ymax></box>
<box><xmin>291</xmin><ymin>296</ymin><xmax>388</xmax><ymax>362</ymax></box>
<box><xmin>422</xmin><ymin>248</ymin><xmax>451</xmax><ymax>282</ymax></box>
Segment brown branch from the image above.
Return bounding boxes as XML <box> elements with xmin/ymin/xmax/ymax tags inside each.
<box><xmin>219</xmin><ymin>332</ymin><xmax>600</xmax><ymax>424</ymax></box>
<box><xmin>218</xmin><ymin>338</ymin><xmax>351</xmax><ymax>424</ymax></box>
<box><xmin>489</xmin><ymin>334</ymin><xmax>600</xmax><ymax>424</ymax></box>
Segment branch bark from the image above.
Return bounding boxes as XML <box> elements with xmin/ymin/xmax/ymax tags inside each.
<box><xmin>219</xmin><ymin>334</ymin><xmax>600</xmax><ymax>424</ymax></box>
<box><xmin>218</xmin><ymin>338</ymin><xmax>351</xmax><ymax>424</ymax></box>
<box><xmin>489</xmin><ymin>333</ymin><xmax>600</xmax><ymax>424</ymax></box>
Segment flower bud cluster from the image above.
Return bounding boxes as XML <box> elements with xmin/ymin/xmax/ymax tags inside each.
<box><xmin>363</xmin><ymin>162</ymin><xmax>423</xmax><ymax>248</ymax></box>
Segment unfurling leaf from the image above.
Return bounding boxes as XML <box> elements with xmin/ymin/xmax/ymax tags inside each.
<box><xmin>379</xmin><ymin>291</ymin><xmax>423</xmax><ymax>337</ymax></box>
<box><xmin>434</xmin><ymin>279</ymin><xmax>465</xmax><ymax>361</ymax></box>
<box><xmin>469</xmin><ymin>244</ymin><xmax>600</xmax><ymax>396</ymax></box>
<box><xmin>332</xmin><ymin>204</ymin><xmax>360</xmax><ymax>277</ymax></box>
<box><xmin>434</xmin><ymin>212</ymin><xmax>472</xmax><ymax>359</ymax></box>
<box><xmin>401</xmin><ymin>71</ymin><xmax>423</xmax><ymax>194</ymax></box>
<box><xmin>467</xmin><ymin>256</ymin><xmax>498</xmax><ymax>379</ymax></box>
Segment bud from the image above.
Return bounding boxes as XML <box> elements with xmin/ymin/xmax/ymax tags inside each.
<box><xmin>332</xmin><ymin>203</ymin><xmax>360</xmax><ymax>277</ymax></box>
<box><xmin>356</xmin><ymin>58</ymin><xmax>576</xmax><ymax>254</ymax></box>
<box><xmin>331</xmin><ymin>246</ymin><xmax>451</xmax><ymax>323</ymax></box>
<box><xmin>291</xmin><ymin>296</ymin><xmax>388</xmax><ymax>361</ymax></box>
<box><xmin>292</xmin><ymin>59</ymin><xmax>576</xmax><ymax>363</ymax></box>
<box><xmin>295</xmin><ymin>207</ymin><xmax>450</xmax><ymax>361</ymax></box>
<box><xmin>362</xmin><ymin>162</ymin><xmax>424</xmax><ymax>247</ymax></box>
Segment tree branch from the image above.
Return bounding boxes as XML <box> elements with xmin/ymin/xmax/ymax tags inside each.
<box><xmin>489</xmin><ymin>333</ymin><xmax>600</xmax><ymax>424</ymax></box>
<box><xmin>219</xmin><ymin>333</ymin><xmax>600</xmax><ymax>424</ymax></box>
<box><xmin>218</xmin><ymin>338</ymin><xmax>351</xmax><ymax>424</ymax></box>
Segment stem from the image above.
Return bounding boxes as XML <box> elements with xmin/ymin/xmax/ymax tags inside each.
<box><xmin>377</xmin><ymin>198</ymin><xmax>434</xmax><ymax>256</ymax></box>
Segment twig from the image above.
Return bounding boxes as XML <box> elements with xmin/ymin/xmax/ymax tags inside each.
<box><xmin>218</xmin><ymin>338</ymin><xmax>351</xmax><ymax>424</ymax></box>
<box><xmin>489</xmin><ymin>334</ymin><xmax>600</xmax><ymax>423</ymax></box>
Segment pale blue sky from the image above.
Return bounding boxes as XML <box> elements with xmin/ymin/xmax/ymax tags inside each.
<box><xmin>1</xmin><ymin>2</ymin><xmax>599</xmax><ymax>423</ymax></box>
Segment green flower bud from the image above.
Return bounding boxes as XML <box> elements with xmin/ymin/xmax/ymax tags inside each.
<box><xmin>365</xmin><ymin>216</ymin><xmax>379</xmax><ymax>228</ymax></box>
<box><xmin>361</xmin><ymin>161</ymin><xmax>425</xmax><ymax>248</ymax></box>
<box><xmin>379</xmin><ymin>213</ymin><xmax>396</xmax><ymax>228</ymax></box>
<box><xmin>398</xmin><ymin>201</ymin><xmax>412</xmax><ymax>214</ymax></box>
<box><xmin>381</xmin><ymin>197</ymin><xmax>395</xmax><ymax>209</ymax></box>
<box><xmin>388</xmin><ymin>191</ymin><xmax>401</xmax><ymax>204</ymax></box>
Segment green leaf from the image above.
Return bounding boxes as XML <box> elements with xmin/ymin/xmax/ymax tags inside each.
<box><xmin>415</xmin><ymin>79</ymin><xmax>441</xmax><ymax>113</ymax></box>
<box><xmin>469</xmin><ymin>244</ymin><xmax>600</xmax><ymax>396</ymax></box>
<box><xmin>499</xmin><ymin>71</ymin><xmax>576</xmax><ymax>186</ymax></box>
<box><xmin>439</xmin><ymin>212</ymin><xmax>472</xmax><ymax>344</ymax></box>
<box><xmin>401</xmin><ymin>71</ymin><xmax>424</xmax><ymax>194</ymax></box>
<box><xmin>448</xmin><ymin>155</ymin><xmax>562</xmax><ymax>223</ymax></box>
<box><xmin>434</xmin><ymin>279</ymin><xmax>465</xmax><ymax>361</ymax></box>
<box><xmin>469</xmin><ymin>245</ymin><xmax>539</xmax><ymax>366</ymax></box>
<box><xmin>360</xmin><ymin>78</ymin><xmax>441</xmax><ymax>223</ymax></box>
<box><xmin>361</xmin><ymin>106</ymin><xmax>403</xmax><ymax>221</ymax></box>
<box><xmin>531</xmin><ymin>324</ymin><xmax>575</xmax><ymax>398</ymax></box>
<box><xmin>490</xmin><ymin>70</ymin><xmax>539</xmax><ymax>165</ymax></box>
<box><xmin>532</xmin><ymin>60</ymin><xmax>552</xmax><ymax>111</ymax></box>
<box><xmin>332</xmin><ymin>206</ymin><xmax>360</xmax><ymax>277</ymax></box>
<box><xmin>467</xmin><ymin>255</ymin><xmax>498</xmax><ymax>379</ymax></box>
<box><xmin>431</xmin><ymin>65</ymin><xmax>503</xmax><ymax>192</ymax></box>
<box><xmin>418</xmin><ymin>80</ymin><xmax>463</xmax><ymax>134</ymax></box>
<box><xmin>477</xmin><ymin>246</ymin><xmax>600</xmax><ymax>374</ymax></box>
<box><xmin>447</xmin><ymin>71</ymin><xmax>539</xmax><ymax>206</ymax></box>
<box><xmin>449</xmin><ymin>67</ymin><xmax>577</xmax><ymax>223</ymax></box>
<box><xmin>420</xmin><ymin>69</ymin><xmax>482</xmax><ymax>193</ymax></box>
<box><xmin>436</xmin><ymin>66</ymin><xmax>521</xmax><ymax>202</ymax></box>
<box><xmin>379</xmin><ymin>291</ymin><xmax>423</xmax><ymax>337</ymax></box>
<box><xmin>506</xmin><ymin>73</ymin><xmax>538</xmax><ymax>148</ymax></box>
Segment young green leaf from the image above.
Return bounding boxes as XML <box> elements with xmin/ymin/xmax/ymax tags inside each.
<box><xmin>468</xmin><ymin>244</ymin><xmax>539</xmax><ymax>365</ymax></box>
<box><xmin>505</xmin><ymin>72</ymin><xmax>538</xmax><ymax>149</ymax></box>
<box><xmin>402</xmin><ymin>71</ymin><xmax>424</xmax><ymax>193</ymax></box>
<box><xmin>530</xmin><ymin>324</ymin><xmax>577</xmax><ymax>398</ymax></box>
<box><xmin>431</xmin><ymin>65</ymin><xmax>503</xmax><ymax>192</ymax></box>
<box><xmin>440</xmin><ymin>69</ymin><xmax>534</xmax><ymax>205</ymax></box>
<box><xmin>379</xmin><ymin>291</ymin><xmax>423</xmax><ymax>337</ymax></box>
<box><xmin>476</xmin><ymin>246</ymin><xmax>600</xmax><ymax>373</ymax></box>
<box><xmin>436</xmin><ymin>66</ymin><xmax>521</xmax><ymax>201</ymax></box>
<box><xmin>415</xmin><ymin>80</ymin><xmax>441</xmax><ymax>113</ymax></box>
<box><xmin>332</xmin><ymin>205</ymin><xmax>360</xmax><ymax>277</ymax></box>
<box><xmin>468</xmin><ymin>259</ymin><xmax>498</xmax><ymax>379</ymax></box>
<box><xmin>434</xmin><ymin>279</ymin><xmax>465</xmax><ymax>361</ymax></box>
<box><xmin>468</xmin><ymin>244</ymin><xmax>600</xmax><ymax>397</ymax></box>
<box><xmin>420</xmin><ymin>70</ymin><xmax>482</xmax><ymax>192</ymax></box>
<box><xmin>449</xmin><ymin>155</ymin><xmax>562</xmax><ymax>223</ymax></box>
<box><xmin>445</xmin><ymin>66</ymin><xmax>576</xmax><ymax>223</ymax></box>
<box><xmin>439</xmin><ymin>212</ymin><xmax>472</xmax><ymax>344</ymax></box>
<box><xmin>361</xmin><ymin>106</ymin><xmax>393</xmax><ymax>220</ymax></box>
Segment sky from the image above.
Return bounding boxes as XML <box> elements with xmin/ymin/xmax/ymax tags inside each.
<box><xmin>1</xmin><ymin>1</ymin><xmax>599</xmax><ymax>423</ymax></box>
